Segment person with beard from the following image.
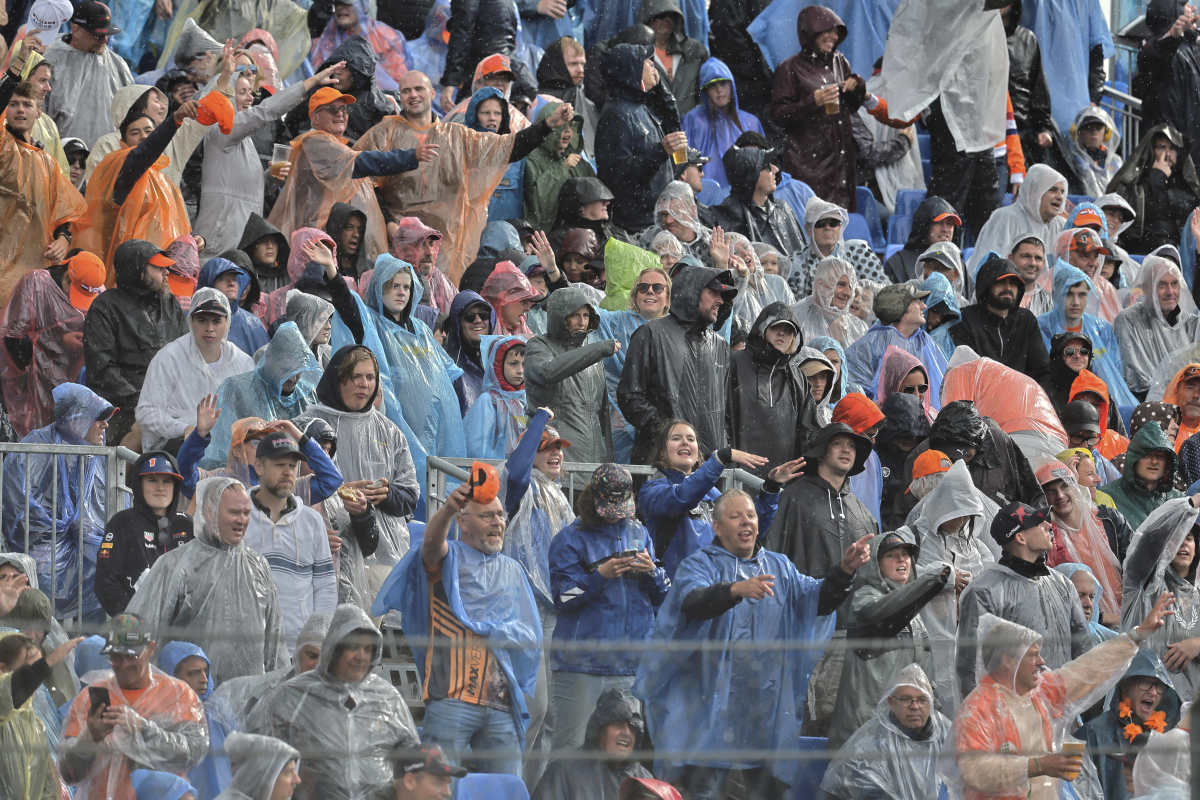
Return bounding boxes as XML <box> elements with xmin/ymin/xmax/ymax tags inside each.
<box><xmin>1161</xmin><ymin>363</ymin><xmax>1200</xmax><ymax>449</ymax></box>
<box><xmin>875</xmin><ymin>393</ymin><xmax>931</xmax><ymax>530</ymax></box>
<box><xmin>242</xmin><ymin>430</ymin><xmax>336</xmax><ymax>654</ymax></box>
<box><xmin>537</xmin><ymin>37</ymin><xmax>598</xmax><ymax>159</ymax></box>
<box><xmin>950</xmin><ymin>256</ymin><xmax>1049</xmax><ymax>383</ymax></box>
<box><xmin>883</xmin><ymin>197</ymin><xmax>962</xmax><ymax>285</ymax></box>
<box><xmin>1106</xmin><ymin>124</ymin><xmax>1200</xmax><ymax>255</ymax></box>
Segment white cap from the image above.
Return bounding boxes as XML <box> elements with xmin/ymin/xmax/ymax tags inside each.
<box><xmin>27</xmin><ymin>0</ymin><xmax>71</xmax><ymax>38</ymax></box>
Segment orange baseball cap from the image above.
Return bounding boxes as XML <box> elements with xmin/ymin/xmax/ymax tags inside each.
<box><xmin>931</xmin><ymin>211</ymin><xmax>962</xmax><ymax>226</ymax></box>
<box><xmin>477</xmin><ymin>53</ymin><xmax>515</xmax><ymax>80</ymax></box>
<box><xmin>67</xmin><ymin>252</ymin><xmax>106</xmax><ymax>311</ymax></box>
<box><xmin>167</xmin><ymin>271</ymin><xmax>196</xmax><ymax>298</ymax></box>
<box><xmin>907</xmin><ymin>449</ymin><xmax>952</xmax><ymax>492</ymax></box>
<box><xmin>308</xmin><ymin>86</ymin><xmax>356</xmax><ymax>117</ymax></box>
<box><xmin>1071</xmin><ymin>207</ymin><xmax>1104</xmax><ymax>231</ymax></box>
<box><xmin>148</xmin><ymin>251</ymin><xmax>176</xmax><ymax>269</ymax></box>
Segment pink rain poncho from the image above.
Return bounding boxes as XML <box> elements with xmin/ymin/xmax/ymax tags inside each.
<box><xmin>482</xmin><ymin>260</ymin><xmax>540</xmax><ymax>338</ymax></box>
<box><xmin>264</xmin><ymin>228</ymin><xmax>338</xmax><ymax>324</ymax></box>
<box><xmin>392</xmin><ymin>216</ymin><xmax>456</xmax><ymax>315</ymax></box>
<box><xmin>873</xmin><ymin>344</ymin><xmax>935</xmax><ymax>423</ymax></box>
<box><xmin>309</xmin><ymin>0</ymin><xmax>409</xmax><ymax>87</ymax></box>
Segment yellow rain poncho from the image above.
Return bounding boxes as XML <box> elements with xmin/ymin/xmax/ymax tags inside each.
<box><xmin>19</xmin><ymin>52</ymin><xmax>67</xmax><ymax>179</ymax></box>
<box><xmin>0</xmin><ymin>633</ymin><xmax>58</xmax><ymax>800</ymax></box>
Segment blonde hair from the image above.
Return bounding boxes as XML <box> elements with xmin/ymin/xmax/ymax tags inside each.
<box><xmin>627</xmin><ymin>267</ymin><xmax>672</xmax><ymax>312</ymax></box>
<box><xmin>558</xmin><ymin>36</ymin><xmax>585</xmax><ymax>57</ymax></box>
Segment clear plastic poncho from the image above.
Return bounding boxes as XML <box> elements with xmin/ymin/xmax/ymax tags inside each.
<box><xmin>638</xmin><ymin>182</ymin><xmax>713</xmax><ymax>266</ymax></box>
<box><xmin>1067</xmin><ymin>106</ymin><xmax>1124</xmax><ymax>200</ymax></box>
<box><xmin>749</xmin><ymin>242</ymin><xmax>796</xmax><ymax>306</ymax></box>
<box><xmin>158</xmin><ymin>0</ymin><xmax>309</xmax><ymax>77</ymax></box>
<box><xmin>0</xmin><ymin>268</ymin><xmax>87</xmax><ymax>438</ymax></box>
<box><xmin>217</xmin><ymin>732</ymin><xmax>300</xmax><ymax>800</ymax></box>
<box><xmin>59</xmin><ymin>662</ymin><xmax>209</xmax><ymax>800</ymax></box>
<box><xmin>462</xmin><ymin>335</ymin><xmax>529</xmax><ymax>460</ymax></box>
<box><xmin>792</xmin><ymin>256</ymin><xmax>869</xmax><ymax>349</ymax></box>
<box><xmin>2</xmin><ymin>383</ymin><xmax>114</xmax><ymax>619</ymax></box>
<box><xmin>125</xmin><ymin>477</ymin><xmax>289</xmax><ymax>685</ymax></box>
<box><xmin>1051</xmin><ymin>563</ymin><xmax>1120</xmax><ymax>648</ymax></box>
<box><xmin>258</xmin><ymin>605</ymin><xmax>417</xmax><ymax>800</ymax></box>
<box><xmin>1114</xmin><ymin>255</ymin><xmax>1200</xmax><ymax>396</ymax></box>
<box><xmin>0</xmin><ymin>632</ymin><xmax>58</xmax><ymax>800</ymax></box>
<box><xmin>727</xmin><ymin>232</ymin><xmax>776</xmax><ymax>328</ymax></box>
<box><xmin>1131</xmin><ymin>728</ymin><xmax>1190</xmax><ymax>798</ymax></box>
<box><xmin>1038</xmin><ymin>463</ymin><xmax>1122</xmax><ymax>618</ymax></box>
<box><xmin>1120</xmin><ymin>497</ymin><xmax>1200</xmax><ymax>703</ymax></box>
<box><xmin>499</xmin><ymin>458</ymin><xmax>574</xmax><ymax>609</ymax></box>
<box><xmin>967</xmin><ymin>165</ymin><xmax>1068</xmax><ymax>276</ymax></box>
<box><xmin>285</xmin><ymin>290</ymin><xmax>334</xmax><ymax>366</ymax></box>
<box><xmin>200</xmin><ymin>322</ymin><xmax>321</xmax><ymax>469</ymax></box>
<box><xmin>820</xmin><ymin>664</ymin><xmax>952</xmax><ymax>799</ymax></box>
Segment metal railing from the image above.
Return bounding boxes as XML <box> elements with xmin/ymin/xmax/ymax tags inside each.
<box><xmin>0</xmin><ymin>442</ymin><xmax>139</xmax><ymax>626</ymax></box>
<box><xmin>1099</xmin><ymin>82</ymin><xmax>1143</xmax><ymax>162</ymax></box>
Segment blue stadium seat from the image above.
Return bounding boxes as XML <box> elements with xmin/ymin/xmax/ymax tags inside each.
<box><xmin>1130</xmin><ymin>254</ymin><xmax>1145</xmax><ymax>265</ymax></box>
<box><xmin>894</xmin><ymin>189</ymin><xmax>926</xmax><ymax>218</ymax></box>
<box><xmin>962</xmin><ymin>247</ymin><xmax>974</xmax><ymax>263</ymax></box>
<box><xmin>457</xmin><ymin>774</ymin><xmax>529</xmax><ymax>800</ymax></box>
<box><xmin>888</xmin><ymin>214</ymin><xmax>913</xmax><ymax>246</ymax></box>
<box><xmin>855</xmin><ymin>187</ymin><xmax>887</xmax><ymax>251</ymax></box>
<box><xmin>922</xmin><ymin>159</ymin><xmax>932</xmax><ymax>184</ymax></box>
<box><xmin>1119</xmin><ymin>405</ymin><xmax>1134</xmax><ymax>435</ymax></box>
<box><xmin>885</xmin><ymin>243</ymin><xmax>904</xmax><ymax>262</ymax></box>
<box><xmin>917</xmin><ymin>133</ymin><xmax>930</xmax><ymax>160</ymax></box>
<box><xmin>790</xmin><ymin>737</ymin><xmax>832</xmax><ymax>799</ymax></box>
<box><xmin>1068</xmin><ymin>194</ymin><xmax>1095</xmax><ymax>207</ymax></box>
<box><xmin>845</xmin><ymin>213</ymin><xmax>875</xmax><ymax>249</ymax></box>
<box><xmin>1002</xmin><ymin>192</ymin><xmax>1013</xmax><ymax>207</ymax></box>
<box><xmin>696</xmin><ymin>177</ymin><xmax>729</xmax><ymax>207</ymax></box>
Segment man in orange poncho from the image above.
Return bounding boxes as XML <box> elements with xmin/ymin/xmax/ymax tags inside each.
<box><xmin>0</xmin><ymin>77</ymin><xmax>88</xmax><ymax>308</ymax></box>
<box><xmin>1068</xmin><ymin>368</ymin><xmax>1129</xmax><ymax>461</ymax></box>
<box><xmin>950</xmin><ymin>579</ymin><xmax>1174</xmax><ymax>800</ymax></box>
<box><xmin>1163</xmin><ymin>363</ymin><xmax>1200</xmax><ymax>452</ymax></box>
<box><xmin>355</xmin><ymin>70</ymin><xmax>574</xmax><ymax>283</ymax></box>
<box><xmin>268</xmin><ymin>85</ymin><xmax>438</xmax><ymax>267</ymax></box>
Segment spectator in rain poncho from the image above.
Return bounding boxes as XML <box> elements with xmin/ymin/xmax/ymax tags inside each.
<box><xmin>43</xmin><ymin>5</ymin><xmax>134</xmax><ymax>149</ymax></box>
<box><xmin>845</xmin><ymin>283</ymin><xmax>948</xmax><ymax>411</ymax></box>
<box><xmin>0</xmin><ymin>629</ymin><xmax>73</xmax><ymax>800</ymax></box>
<box><xmin>136</xmin><ymin>288</ymin><xmax>255</xmax><ymax>452</ymax></box>
<box><xmin>808</xmin><ymin>334</ymin><xmax>861</xmax><ymax>407</ymax></box>
<box><xmin>458</xmin><ymin>86</ymin><xmax>527</xmax><ymax>225</ymax></box>
<box><xmin>636</xmin><ymin>181</ymin><xmax>713</xmax><ymax>267</ymax></box>
<box><xmin>309</xmin><ymin>0</ymin><xmax>409</xmax><ymax>89</ymax></box>
<box><xmin>1040</xmin><ymin>331</ymin><xmax>1102</xmax><ymax>419</ymax></box>
<box><xmin>158</xmin><ymin>642</ymin><xmax>232</xmax><ymax>800</ymax></box>
<box><xmin>792</xmin><ymin>257</ymin><xmax>868</xmax><ymax>351</ymax></box>
<box><xmin>966</xmin><ymin>164</ymin><xmax>1068</xmax><ymax>276</ymax></box>
<box><xmin>1129</xmin><ymin>726</ymin><xmax>1192</xmax><ymax>800</ymax></box>
<box><xmin>635</xmin><ymin>487</ymin><xmax>864</xmax><ymax>796</ymax></box>
<box><xmin>1115</xmin><ymin>255</ymin><xmax>1199</xmax><ymax>397</ymax></box>
<box><xmin>1053</xmin><ymin>226</ymin><xmax>1124</xmax><ymax>325</ymax></box>
<box><xmin>820</xmin><ymin>664</ymin><xmax>952</xmax><ymax>800</ymax></box>
<box><xmin>320</xmin><ymin>203</ymin><xmax>370</xmax><ymax>280</ymax></box>
<box><xmin>285</xmin><ymin>35</ymin><xmax>396</xmax><ymax>148</ymax></box>
<box><xmin>0</xmin><ymin>263</ymin><xmax>88</xmax><ymax>438</ymax></box>
<box><xmin>1096</xmin><ymin>193</ymin><xmax>1139</xmax><ymax>283</ymax></box>
<box><xmin>681</xmin><ymin>58</ymin><xmax>763</xmax><ymax>189</ymax></box>
<box><xmin>750</xmin><ymin>243</ymin><xmax>795</xmax><ymax>305</ymax></box>
<box><xmin>443</xmin><ymin>289</ymin><xmax>497</xmax><ymax>414</ymax></box>
<box><xmin>482</xmin><ymin>260</ymin><xmax>540</xmax><ymax>338</ymax></box>
<box><xmin>1066</xmin><ymin>105</ymin><xmax>1124</xmax><ymax>199</ymax></box>
<box><xmin>126</xmin><ymin>478</ymin><xmax>288</xmax><ymax>684</ymax></box>
<box><xmin>214</xmin><ymin>732</ymin><xmax>301</xmax><ymax>800</ymax></box>
<box><xmin>790</xmin><ymin>196</ymin><xmax>887</xmax><ymax>298</ymax></box>
<box><xmin>1103</xmin><ymin>423</ymin><xmax>1183</xmax><ymax>532</ymax></box>
<box><xmin>827</xmin><ymin>528</ymin><xmax>949</xmax><ymax>750</ymax></box>
<box><xmin>462</xmin><ymin>335</ymin><xmax>529</xmax><ymax>460</ymax></box>
<box><xmin>158</xmin><ymin>0</ymin><xmax>311</xmax><ymax>78</ymax></box>
<box><xmin>256</xmin><ymin>604</ymin><xmax>417</xmax><ymax>799</ymax></box>
<box><xmin>199</xmin><ymin>322</ymin><xmax>321</xmax><ymax>469</ymax></box>
<box><xmin>876</xmin><ymin>395</ymin><xmax>932</xmax><ymax>530</ymax></box>
<box><xmin>906</xmin><ymin>459</ymin><xmax>997</xmax><ymax>711</ymax></box>
<box><xmin>165</xmin><ymin>235</ymin><xmax>202</xmax><ymax>312</ymax></box>
<box><xmin>921</xmin><ymin>272</ymin><xmax>961</xmax><ymax>361</ymax></box>
<box><xmin>131</xmin><ymin>769</ymin><xmax>197</xmax><ymax>800</ymax></box>
<box><xmin>393</xmin><ymin>216</ymin><xmax>455</xmax><ymax>315</ymax></box>
<box><xmin>711</xmin><ymin>146</ymin><xmax>805</xmax><ymax>258</ymax></box>
<box><xmin>2</xmin><ymin>383</ymin><xmax>114</xmax><ymax>620</ymax></box>
<box><xmin>283</xmin><ymin>290</ymin><xmax>335</xmax><ymax>368</ymax></box>
<box><xmin>872</xmin><ymin>344</ymin><xmax>936</xmax><ymax>425</ymax></box>
<box><xmin>1105</xmin><ymin>124</ymin><xmax>1200</xmax><ymax>256</ymax></box>
<box><xmin>58</xmin><ymin>613</ymin><xmax>210</xmax><ymax>800</ymax></box>
<box><xmin>1036</xmin><ymin>263</ymin><xmax>1137</xmax><ymax>407</ymax></box>
<box><xmin>260</xmin><ymin>229</ymin><xmax>334</xmax><ymax>326</ymax></box>
<box><xmin>1053</xmin><ymin>563</ymin><xmax>1120</xmax><ymax>647</ymax></box>
<box><xmin>1008</xmin><ymin>234</ymin><xmax>1055</xmax><ymax>319</ymax></box>
<box><xmin>405</xmin><ymin>0</ymin><xmax>449</xmax><ymax>108</ymax></box>
<box><xmin>944</xmin><ymin>608</ymin><xmax>1164</xmax><ymax>800</ymax></box>
<box><xmin>796</xmin><ymin>348</ymin><xmax>837</xmax><ymax>425</ymax></box>
<box><xmin>293</xmin><ymin>346</ymin><xmax>419</xmax><ymax>621</ymax></box>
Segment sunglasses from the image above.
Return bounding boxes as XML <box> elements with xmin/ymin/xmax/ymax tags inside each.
<box><xmin>814</xmin><ymin>219</ymin><xmax>841</xmax><ymax>230</ymax></box>
<box><xmin>636</xmin><ymin>282</ymin><xmax>666</xmax><ymax>294</ymax></box>
<box><xmin>234</xmin><ymin>64</ymin><xmax>259</xmax><ymax>75</ymax></box>
<box><xmin>1070</xmin><ymin>432</ymin><xmax>1101</xmax><ymax>446</ymax></box>
<box><xmin>1062</xmin><ymin>346</ymin><xmax>1091</xmax><ymax>358</ymax></box>
<box><xmin>901</xmin><ymin>384</ymin><xmax>929</xmax><ymax>395</ymax></box>
<box><xmin>460</xmin><ymin>310</ymin><xmax>490</xmax><ymax>323</ymax></box>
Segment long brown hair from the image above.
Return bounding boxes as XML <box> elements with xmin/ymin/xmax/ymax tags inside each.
<box><xmin>651</xmin><ymin>419</ymin><xmax>702</xmax><ymax>474</ymax></box>
<box><xmin>574</xmin><ymin>483</ymin><xmax>606</xmax><ymax>531</ymax></box>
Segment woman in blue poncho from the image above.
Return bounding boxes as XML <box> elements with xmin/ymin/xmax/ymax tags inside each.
<box><xmin>681</xmin><ymin>58</ymin><xmax>765</xmax><ymax>188</ymax></box>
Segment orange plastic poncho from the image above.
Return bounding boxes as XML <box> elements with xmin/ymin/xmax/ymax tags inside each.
<box><xmin>941</xmin><ymin>356</ymin><xmax>1068</xmax><ymax>447</ymax></box>
<box><xmin>76</xmin><ymin>145</ymin><xmax>190</xmax><ymax>282</ymax></box>
<box><xmin>1068</xmin><ymin>369</ymin><xmax>1129</xmax><ymax>461</ymax></box>
<box><xmin>353</xmin><ymin>114</ymin><xmax>514</xmax><ymax>284</ymax></box>
<box><xmin>267</xmin><ymin>129</ymin><xmax>387</xmax><ymax>266</ymax></box>
<box><xmin>1162</xmin><ymin>362</ymin><xmax>1200</xmax><ymax>452</ymax></box>
<box><xmin>0</xmin><ymin>127</ymin><xmax>88</xmax><ymax>307</ymax></box>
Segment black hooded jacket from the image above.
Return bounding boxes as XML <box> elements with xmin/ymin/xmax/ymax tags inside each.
<box><xmin>442</xmin><ymin>0</ymin><xmax>518</xmax><ymax>88</ymax></box>
<box><xmin>595</xmin><ymin>43</ymin><xmax>683</xmax><ymax>232</ymax></box>
<box><xmin>1040</xmin><ymin>331</ymin><xmax>1097</xmax><ymax>416</ymax></box>
<box><xmin>875</xmin><ymin>392</ymin><xmax>929</xmax><ymax>530</ymax></box>
<box><xmin>1106</xmin><ymin>122</ymin><xmax>1200</xmax><ymax>253</ymax></box>
<box><xmin>537</xmin><ymin>37</ymin><xmax>601</xmax><ymax>158</ymax></box>
<box><xmin>238</xmin><ymin>212</ymin><xmax>291</xmax><ymax>291</ymax></box>
<box><xmin>710</xmin><ymin>146</ymin><xmax>806</xmax><ymax>255</ymax></box>
<box><xmin>949</xmin><ymin>256</ymin><xmax>1050</xmax><ymax>382</ymax></box>
<box><xmin>83</xmin><ymin>241</ymin><xmax>189</xmax><ymax>411</ymax></box>
<box><xmin>883</xmin><ymin>196</ymin><xmax>960</xmax><ymax>283</ymax></box>
<box><xmin>548</xmin><ymin>177</ymin><xmax>626</xmax><ymax>256</ymax></box>
<box><xmin>1004</xmin><ymin>0</ymin><xmax>1053</xmax><ymax>142</ymax></box>
<box><xmin>618</xmin><ymin>264</ymin><xmax>736</xmax><ymax>463</ymax></box>
<box><xmin>284</xmin><ymin>36</ymin><xmax>393</xmax><ymax>143</ymax></box>
<box><xmin>727</xmin><ymin>303</ymin><xmax>820</xmax><ymax>477</ymax></box>
<box><xmin>636</xmin><ymin>0</ymin><xmax>708</xmax><ymax>116</ymax></box>
<box><xmin>584</xmin><ymin>23</ymin><xmax>654</xmax><ymax>110</ymax></box>
<box><xmin>324</xmin><ymin>202</ymin><xmax>371</xmax><ymax>277</ymax></box>
<box><xmin>94</xmin><ymin>451</ymin><xmax>194</xmax><ymax>616</ymax></box>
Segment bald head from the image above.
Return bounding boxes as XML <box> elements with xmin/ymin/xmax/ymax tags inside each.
<box><xmin>400</xmin><ymin>72</ymin><xmax>434</xmax><ymax>121</ymax></box>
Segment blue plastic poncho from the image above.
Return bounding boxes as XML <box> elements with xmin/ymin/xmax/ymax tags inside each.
<box><xmin>1036</xmin><ymin>262</ymin><xmax>1138</xmax><ymax>408</ymax></box>
<box><xmin>463</xmin><ymin>335</ymin><xmax>530</xmax><ymax>460</ymax></box>
<box><xmin>407</xmin><ymin>0</ymin><xmax>450</xmax><ymax>106</ymax></box>
<box><xmin>747</xmin><ymin>0</ymin><xmax>900</xmax><ymax>77</ymax></box>
<box><xmin>373</xmin><ymin>539</ymin><xmax>542</xmax><ymax>747</ymax></box>
<box><xmin>200</xmin><ymin>322</ymin><xmax>322</xmax><ymax>469</ymax></box>
<box><xmin>681</xmin><ymin>59</ymin><xmax>765</xmax><ymax>188</ymax></box>
<box><xmin>1051</xmin><ymin>562</ymin><xmax>1120</xmax><ymax>648</ymax></box>
<box><xmin>920</xmin><ymin>272</ymin><xmax>962</xmax><ymax>362</ymax></box>
<box><xmin>844</xmin><ymin>324</ymin><xmax>948</xmax><ymax>412</ymax></box>
<box><xmin>2</xmin><ymin>383</ymin><xmax>115</xmax><ymax>618</ymax></box>
<box><xmin>131</xmin><ymin>769</ymin><xmax>198</xmax><ymax>800</ymax></box>
<box><xmin>196</xmin><ymin>257</ymin><xmax>270</xmax><ymax>358</ymax></box>
<box><xmin>158</xmin><ymin>641</ymin><xmax>232</xmax><ymax>800</ymax></box>
<box><xmin>849</xmin><ymin>450</ymin><xmax>884</xmax><ymax>526</ymax></box>
<box><xmin>579</xmin><ymin>0</ymin><xmax>707</xmax><ymax>58</ymax></box>
<box><xmin>1019</xmin><ymin>0</ymin><xmax>1115</xmax><ymax>135</ymax></box>
<box><xmin>478</xmin><ymin>219</ymin><xmax>521</xmax><ymax>258</ymax></box>
<box><xmin>363</xmin><ymin>255</ymin><xmax>466</xmax><ymax>506</ymax></box>
<box><xmin>634</xmin><ymin>543</ymin><xmax>835</xmax><ymax>785</ymax></box>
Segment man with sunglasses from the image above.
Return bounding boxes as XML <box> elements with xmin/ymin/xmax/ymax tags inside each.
<box><xmin>950</xmin><ymin>254</ymin><xmax>1050</xmax><ymax>383</ymax></box>
<box><xmin>43</xmin><ymin>0</ymin><xmax>132</xmax><ymax>148</ymax></box>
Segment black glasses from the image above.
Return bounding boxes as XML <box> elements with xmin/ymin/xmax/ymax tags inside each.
<box><xmin>1070</xmin><ymin>432</ymin><xmax>1101</xmax><ymax>446</ymax></box>
<box><xmin>1062</xmin><ymin>346</ymin><xmax>1091</xmax><ymax>358</ymax></box>
<box><xmin>902</xmin><ymin>384</ymin><xmax>929</xmax><ymax>395</ymax></box>
<box><xmin>460</xmin><ymin>311</ymin><xmax>490</xmax><ymax>323</ymax></box>
<box><xmin>636</xmin><ymin>282</ymin><xmax>666</xmax><ymax>294</ymax></box>
<box><xmin>814</xmin><ymin>219</ymin><xmax>841</xmax><ymax>230</ymax></box>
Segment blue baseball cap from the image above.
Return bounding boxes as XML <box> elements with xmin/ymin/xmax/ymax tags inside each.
<box><xmin>138</xmin><ymin>452</ymin><xmax>183</xmax><ymax>481</ymax></box>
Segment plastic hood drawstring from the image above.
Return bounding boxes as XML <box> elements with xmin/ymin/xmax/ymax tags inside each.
<box><xmin>827</xmin><ymin>486</ymin><xmax>845</xmax><ymax>520</ymax></box>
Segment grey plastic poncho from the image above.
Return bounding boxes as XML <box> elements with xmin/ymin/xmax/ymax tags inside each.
<box><xmin>1120</xmin><ymin>497</ymin><xmax>1200</xmax><ymax>703</ymax></box>
<box><xmin>126</xmin><ymin>477</ymin><xmax>288</xmax><ymax>685</ymax></box>
<box><xmin>821</xmin><ymin>664</ymin><xmax>952</xmax><ymax>799</ymax></box>
<box><xmin>908</xmin><ymin>460</ymin><xmax>999</xmax><ymax>711</ymax></box>
<box><xmin>285</xmin><ymin>290</ymin><xmax>335</xmax><ymax>367</ymax></box>
<box><xmin>201</xmin><ymin>322</ymin><xmax>321</xmax><ymax>468</ymax></box>
<box><xmin>215</xmin><ymin>732</ymin><xmax>300</xmax><ymax>800</ymax></box>
<box><xmin>967</xmin><ymin>165</ymin><xmax>1068</xmax><ymax>276</ymax></box>
<box><xmin>257</xmin><ymin>604</ymin><xmax>418</xmax><ymax>800</ymax></box>
<box><xmin>1113</xmin><ymin>255</ymin><xmax>1200</xmax><ymax>395</ymax></box>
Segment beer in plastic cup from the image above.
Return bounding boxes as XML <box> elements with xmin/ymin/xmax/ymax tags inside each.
<box><xmin>825</xmin><ymin>90</ymin><xmax>840</xmax><ymax>115</ymax></box>
<box><xmin>672</xmin><ymin>148</ymin><xmax>688</xmax><ymax>165</ymax></box>
<box><xmin>270</xmin><ymin>143</ymin><xmax>292</xmax><ymax>179</ymax></box>
<box><xmin>1061</xmin><ymin>742</ymin><xmax>1086</xmax><ymax>780</ymax></box>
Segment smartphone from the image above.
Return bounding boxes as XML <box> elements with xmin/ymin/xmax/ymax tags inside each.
<box><xmin>620</xmin><ymin>548</ymin><xmax>638</xmax><ymax>559</ymax></box>
<box><xmin>88</xmin><ymin>686</ymin><xmax>110</xmax><ymax>710</ymax></box>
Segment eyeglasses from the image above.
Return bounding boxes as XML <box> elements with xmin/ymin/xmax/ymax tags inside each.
<box><xmin>1133</xmin><ymin>679</ymin><xmax>1164</xmax><ymax>693</ymax></box>
<box><xmin>901</xmin><ymin>384</ymin><xmax>929</xmax><ymax>395</ymax></box>
<box><xmin>1062</xmin><ymin>346</ymin><xmax>1091</xmax><ymax>358</ymax></box>
<box><xmin>814</xmin><ymin>219</ymin><xmax>841</xmax><ymax>230</ymax></box>
<box><xmin>1070</xmin><ymin>433</ymin><xmax>1101</xmax><ymax>446</ymax></box>
<box><xmin>460</xmin><ymin>311</ymin><xmax>490</xmax><ymax>323</ymax></box>
<box><xmin>636</xmin><ymin>282</ymin><xmax>667</xmax><ymax>294</ymax></box>
<box><xmin>318</xmin><ymin>105</ymin><xmax>349</xmax><ymax>117</ymax></box>
<box><xmin>891</xmin><ymin>695</ymin><xmax>930</xmax><ymax>708</ymax></box>
<box><xmin>234</xmin><ymin>64</ymin><xmax>259</xmax><ymax>75</ymax></box>
<box><xmin>459</xmin><ymin>510</ymin><xmax>506</xmax><ymax>523</ymax></box>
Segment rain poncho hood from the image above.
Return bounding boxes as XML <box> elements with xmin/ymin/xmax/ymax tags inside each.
<box><xmin>323</xmin><ymin>202</ymin><xmax>372</xmax><ymax>278</ymax></box>
<box><xmin>967</xmin><ymin>164</ymin><xmax>1068</xmax><ymax>276</ymax></box>
<box><xmin>872</xmin><ymin>344</ymin><xmax>935</xmax><ymax>422</ymax></box>
<box><xmin>1068</xmin><ymin>105</ymin><xmax>1124</xmax><ymax>199</ymax></box>
<box><xmin>1052</xmin><ymin>562</ymin><xmax>1120</xmax><ymax>645</ymax></box>
<box><xmin>1114</xmin><ymin>255</ymin><xmax>1199</xmax><ymax>396</ymax></box>
<box><xmin>844</xmin><ymin>320</ymin><xmax>948</xmax><ymax>413</ymax></box>
<box><xmin>809</xmin><ymin>334</ymin><xmax>860</xmax><ymax>402</ymax></box>
<box><xmin>793</xmin><ymin>256</ymin><xmax>868</xmax><ymax>348</ymax></box>
<box><xmin>159</xmin><ymin>641</ymin><xmax>214</xmax><ymax>701</ymax></box>
<box><xmin>1104</xmin><ymin>422</ymin><xmax>1183</xmax><ymax>532</ymax></box>
<box><xmin>218</xmin><ymin>732</ymin><xmax>299</xmax><ymax>800</ymax></box>
<box><xmin>922</xmin><ymin>271</ymin><xmax>961</xmax><ymax>360</ymax></box>
<box><xmin>464</xmin><ymin>87</ymin><xmax>512</xmax><ymax>134</ymax></box>
<box><xmin>481</xmin><ymin>260</ymin><xmax>539</xmax><ymax>337</ymax></box>
<box><xmin>462</xmin><ymin>335</ymin><xmax>528</xmax><ymax>459</ymax></box>
<box><xmin>310</xmin><ymin>0</ymin><xmax>409</xmax><ymax>89</ymax></box>
<box><xmin>680</xmin><ymin>58</ymin><xmax>764</xmax><ymax>188</ymax></box>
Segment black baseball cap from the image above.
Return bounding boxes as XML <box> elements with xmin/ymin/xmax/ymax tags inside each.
<box><xmin>190</xmin><ymin>296</ymin><xmax>229</xmax><ymax>317</ymax></box>
<box><xmin>255</xmin><ymin>430</ymin><xmax>308</xmax><ymax>463</ymax></box>
<box><xmin>71</xmin><ymin>0</ymin><xmax>121</xmax><ymax>35</ymax></box>
<box><xmin>990</xmin><ymin>501</ymin><xmax>1052</xmax><ymax>547</ymax></box>
<box><xmin>393</xmin><ymin>745</ymin><xmax>468</xmax><ymax>778</ymax></box>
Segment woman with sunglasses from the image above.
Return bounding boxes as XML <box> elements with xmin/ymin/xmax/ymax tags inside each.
<box><xmin>874</xmin><ymin>344</ymin><xmax>935</xmax><ymax>423</ymax></box>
